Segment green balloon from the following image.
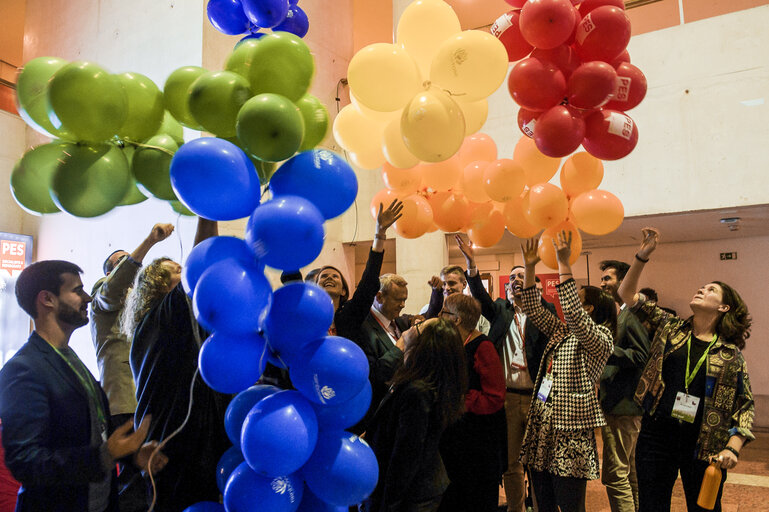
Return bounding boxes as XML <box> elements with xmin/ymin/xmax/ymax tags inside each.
<box><xmin>169</xmin><ymin>200</ymin><xmax>195</xmax><ymax>216</ymax></box>
<box><xmin>113</xmin><ymin>143</ymin><xmax>148</xmax><ymax>206</ymax></box>
<box><xmin>131</xmin><ymin>135</ymin><xmax>179</xmax><ymax>200</ymax></box>
<box><xmin>247</xmin><ymin>32</ymin><xmax>314</xmax><ymax>102</ymax></box>
<box><xmin>116</xmin><ymin>72</ymin><xmax>165</xmax><ymax>142</ymax></box>
<box><xmin>10</xmin><ymin>141</ymin><xmax>76</xmax><ymax>215</ymax></box>
<box><xmin>224</xmin><ymin>136</ymin><xmax>276</xmax><ymax>185</ymax></box>
<box><xmin>236</xmin><ymin>93</ymin><xmax>305</xmax><ymax>163</ymax></box>
<box><xmin>50</xmin><ymin>143</ymin><xmax>131</xmax><ymax>217</ymax></box>
<box><xmin>295</xmin><ymin>94</ymin><xmax>330</xmax><ymax>151</ymax></box>
<box><xmin>163</xmin><ymin>66</ymin><xmax>207</xmax><ymax>130</ymax></box>
<box><xmin>48</xmin><ymin>61</ymin><xmax>129</xmax><ymax>142</ymax></box>
<box><xmin>15</xmin><ymin>57</ymin><xmax>74</xmax><ymax>139</ymax></box>
<box><xmin>188</xmin><ymin>71</ymin><xmax>252</xmax><ymax>137</ymax></box>
<box><xmin>155</xmin><ymin>111</ymin><xmax>185</xmax><ymax>146</ymax></box>
<box><xmin>225</xmin><ymin>39</ymin><xmax>261</xmax><ymax>80</ymax></box>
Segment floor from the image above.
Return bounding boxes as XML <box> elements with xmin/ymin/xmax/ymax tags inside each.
<box><xmin>498</xmin><ymin>427</ymin><xmax>769</xmax><ymax>511</ymax></box>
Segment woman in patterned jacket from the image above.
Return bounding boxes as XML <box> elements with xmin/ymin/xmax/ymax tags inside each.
<box><xmin>618</xmin><ymin>227</ymin><xmax>754</xmax><ymax>512</ymax></box>
<box><xmin>519</xmin><ymin>232</ymin><xmax>615</xmax><ymax>512</ymax></box>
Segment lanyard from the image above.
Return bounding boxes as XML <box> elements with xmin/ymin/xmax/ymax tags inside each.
<box><xmin>52</xmin><ymin>346</ymin><xmax>107</xmax><ymax>426</ymax></box>
<box><xmin>512</xmin><ymin>311</ymin><xmax>525</xmax><ymax>348</ymax></box>
<box><xmin>372</xmin><ymin>313</ymin><xmax>399</xmax><ymax>341</ymax></box>
<box><xmin>685</xmin><ymin>333</ymin><xmax>718</xmax><ymax>393</ymax></box>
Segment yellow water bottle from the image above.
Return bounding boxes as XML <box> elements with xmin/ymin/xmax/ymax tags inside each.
<box><xmin>696</xmin><ymin>461</ymin><xmax>722</xmax><ymax>510</ymax></box>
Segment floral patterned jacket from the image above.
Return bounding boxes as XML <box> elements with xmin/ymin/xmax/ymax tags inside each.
<box><xmin>632</xmin><ymin>298</ymin><xmax>755</xmax><ymax>460</ymax></box>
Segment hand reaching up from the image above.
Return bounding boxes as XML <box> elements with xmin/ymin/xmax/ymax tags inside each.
<box><xmin>377</xmin><ymin>199</ymin><xmax>404</xmax><ymax>233</ymax></box>
<box><xmin>637</xmin><ymin>227</ymin><xmax>659</xmax><ymax>260</ymax></box>
<box><xmin>521</xmin><ymin>238</ymin><xmax>541</xmax><ymax>267</ymax></box>
<box><xmin>552</xmin><ymin>230</ymin><xmax>573</xmax><ymax>266</ymax></box>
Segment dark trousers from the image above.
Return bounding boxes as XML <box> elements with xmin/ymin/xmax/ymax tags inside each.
<box><xmin>437</xmin><ymin>478</ymin><xmax>498</xmax><ymax>512</ymax></box>
<box><xmin>530</xmin><ymin>470</ymin><xmax>586</xmax><ymax>512</ymax></box>
<box><xmin>636</xmin><ymin>414</ymin><xmax>726</xmax><ymax>512</ymax></box>
<box><xmin>112</xmin><ymin>413</ymin><xmax>150</xmax><ymax>512</ymax></box>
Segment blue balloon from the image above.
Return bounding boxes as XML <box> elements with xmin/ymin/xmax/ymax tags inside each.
<box><xmin>225</xmin><ymin>384</ymin><xmax>279</xmax><ymax>449</ymax></box>
<box><xmin>296</xmin><ymin>486</ymin><xmax>347</xmax><ymax>512</ymax></box>
<box><xmin>170</xmin><ymin>137</ymin><xmax>261</xmax><ymax>221</ymax></box>
<box><xmin>183</xmin><ymin>502</ymin><xmax>224</xmax><ymax>512</ymax></box>
<box><xmin>216</xmin><ymin>447</ymin><xmax>245</xmax><ymax>494</ymax></box>
<box><xmin>245</xmin><ymin>195</ymin><xmax>324</xmax><ymax>271</ymax></box>
<box><xmin>273</xmin><ymin>5</ymin><xmax>309</xmax><ymax>38</ymax></box>
<box><xmin>241</xmin><ymin>390</ymin><xmax>318</xmax><ymax>477</ymax></box>
<box><xmin>264</xmin><ymin>282</ymin><xmax>333</xmax><ymax>359</ymax></box>
<box><xmin>193</xmin><ymin>258</ymin><xmax>272</xmax><ymax>335</ymax></box>
<box><xmin>311</xmin><ymin>380</ymin><xmax>371</xmax><ymax>431</ymax></box>
<box><xmin>199</xmin><ymin>331</ymin><xmax>267</xmax><ymax>394</ymax></box>
<box><xmin>236</xmin><ymin>32</ymin><xmax>265</xmax><ymax>48</ymax></box>
<box><xmin>207</xmin><ymin>0</ymin><xmax>250</xmax><ymax>35</ymax></box>
<box><xmin>288</xmin><ymin>0</ymin><xmax>298</xmax><ymax>5</ymax></box>
<box><xmin>289</xmin><ymin>336</ymin><xmax>369</xmax><ymax>405</ymax></box>
<box><xmin>241</xmin><ymin>0</ymin><xmax>289</xmax><ymax>28</ymax></box>
<box><xmin>224</xmin><ymin>462</ymin><xmax>303</xmax><ymax>512</ymax></box>
<box><xmin>303</xmin><ymin>431</ymin><xmax>379</xmax><ymax>507</ymax></box>
<box><xmin>183</xmin><ymin>236</ymin><xmax>255</xmax><ymax>296</ymax></box>
<box><xmin>270</xmin><ymin>150</ymin><xmax>358</xmax><ymax>220</ymax></box>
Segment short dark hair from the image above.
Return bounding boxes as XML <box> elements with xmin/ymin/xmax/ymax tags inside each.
<box><xmin>16</xmin><ymin>260</ymin><xmax>83</xmax><ymax>318</ymax></box>
<box><xmin>581</xmin><ymin>285</ymin><xmax>617</xmax><ymax>339</ymax></box>
<box><xmin>638</xmin><ymin>287</ymin><xmax>658</xmax><ymax>302</ymax></box>
<box><xmin>599</xmin><ymin>260</ymin><xmax>630</xmax><ymax>280</ymax></box>
<box><xmin>444</xmin><ymin>293</ymin><xmax>481</xmax><ymax>331</ymax></box>
<box><xmin>304</xmin><ymin>268</ymin><xmax>321</xmax><ymax>283</ymax></box>
<box><xmin>511</xmin><ymin>265</ymin><xmax>524</xmax><ymax>274</ymax></box>
<box><xmin>103</xmin><ymin>249</ymin><xmax>127</xmax><ymax>275</ymax></box>
<box><xmin>440</xmin><ymin>265</ymin><xmax>466</xmax><ymax>282</ymax></box>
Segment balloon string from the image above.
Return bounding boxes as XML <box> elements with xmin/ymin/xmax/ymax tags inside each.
<box><xmin>123</xmin><ymin>139</ymin><xmax>176</xmax><ymax>157</ymax></box>
<box><xmin>335</xmin><ymin>77</ymin><xmax>359</xmax><ymax>245</ymax></box>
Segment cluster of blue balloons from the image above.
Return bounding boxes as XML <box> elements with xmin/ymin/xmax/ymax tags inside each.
<box><xmin>207</xmin><ymin>0</ymin><xmax>309</xmax><ymax>42</ymax></box>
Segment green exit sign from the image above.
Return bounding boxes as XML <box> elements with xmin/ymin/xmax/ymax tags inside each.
<box><xmin>720</xmin><ymin>252</ymin><xmax>738</xmax><ymax>260</ymax></box>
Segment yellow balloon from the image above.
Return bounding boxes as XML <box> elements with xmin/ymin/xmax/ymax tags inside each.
<box><xmin>350</xmin><ymin>92</ymin><xmax>400</xmax><ymax>125</ymax></box>
<box><xmin>382</xmin><ymin>118</ymin><xmax>420</xmax><ymax>169</ymax></box>
<box><xmin>348</xmin><ymin>150</ymin><xmax>385</xmax><ymax>171</ymax></box>
<box><xmin>514</xmin><ymin>136</ymin><xmax>561</xmax><ymax>186</ymax></box>
<box><xmin>456</xmin><ymin>98</ymin><xmax>488</xmax><ymax>135</ymax></box>
<box><xmin>401</xmin><ymin>87</ymin><xmax>465</xmax><ymax>162</ymax></box>
<box><xmin>430</xmin><ymin>30</ymin><xmax>509</xmax><ymax>102</ymax></box>
<box><xmin>348</xmin><ymin>43</ymin><xmax>423</xmax><ymax>112</ymax></box>
<box><xmin>396</xmin><ymin>0</ymin><xmax>462</xmax><ymax>78</ymax></box>
<box><xmin>333</xmin><ymin>104</ymin><xmax>385</xmax><ymax>156</ymax></box>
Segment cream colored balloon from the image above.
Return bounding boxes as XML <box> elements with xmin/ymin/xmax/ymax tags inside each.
<box><xmin>456</xmin><ymin>98</ymin><xmax>488</xmax><ymax>134</ymax></box>
<box><xmin>430</xmin><ymin>30</ymin><xmax>509</xmax><ymax>102</ymax></box>
<box><xmin>397</xmin><ymin>0</ymin><xmax>462</xmax><ymax>78</ymax></box>
<box><xmin>348</xmin><ymin>43</ymin><xmax>423</xmax><ymax>112</ymax></box>
<box><xmin>350</xmin><ymin>91</ymin><xmax>401</xmax><ymax>125</ymax></box>
<box><xmin>333</xmin><ymin>104</ymin><xmax>386</xmax><ymax>168</ymax></box>
<box><xmin>401</xmin><ymin>87</ymin><xmax>466</xmax><ymax>163</ymax></box>
<box><xmin>348</xmin><ymin>150</ymin><xmax>386</xmax><ymax>171</ymax></box>
<box><xmin>382</xmin><ymin>118</ymin><xmax>421</xmax><ymax>169</ymax></box>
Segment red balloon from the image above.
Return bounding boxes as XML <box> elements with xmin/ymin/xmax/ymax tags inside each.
<box><xmin>517</xmin><ymin>108</ymin><xmax>542</xmax><ymax>138</ymax></box>
<box><xmin>520</xmin><ymin>0</ymin><xmax>577</xmax><ymax>50</ymax></box>
<box><xmin>578</xmin><ymin>0</ymin><xmax>625</xmax><ymax>16</ymax></box>
<box><xmin>583</xmin><ymin>109</ymin><xmax>639</xmax><ymax>160</ymax></box>
<box><xmin>531</xmin><ymin>45</ymin><xmax>581</xmax><ymax>79</ymax></box>
<box><xmin>491</xmin><ymin>11</ymin><xmax>534</xmax><ymax>62</ymax></box>
<box><xmin>504</xmin><ymin>0</ymin><xmax>528</xmax><ymax>6</ymax></box>
<box><xmin>610</xmin><ymin>49</ymin><xmax>631</xmax><ymax>68</ymax></box>
<box><xmin>567</xmin><ymin>61</ymin><xmax>618</xmax><ymax>109</ymax></box>
<box><xmin>508</xmin><ymin>57</ymin><xmax>567</xmax><ymax>111</ymax></box>
<box><xmin>533</xmin><ymin>105</ymin><xmax>585</xmax><ymax>158</ymax></box>
<box><xmin>574</xmin><ymin>6</ymin><xmax>631</xmax><ymax>63</ymax></box>
<box><xmin>604</xmin><ymin>62</ymin><xmax>647</xmax><ymax>111</ymax></box>
<box><xmin>564</xmin><ymin>6</ymin><xmax>582</xmax><ymax>46</ymax></box>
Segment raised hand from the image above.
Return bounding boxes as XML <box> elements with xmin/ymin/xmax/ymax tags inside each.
<box><xmin>637</xmin><ymin>227</ymin><xmax>659</xmax><ymax>260</ymax></box>
<box><xmin>552</xmin><ymin>230</ymin><xmax>573</xmax><ymax>265</ymax></box>
<box><xmin>377</xmin><ymin>199</ymin><xmax>404</xmax><ymax>233</ymax></box>
<box><xmin>149</xmin><ymin>223</ymin><xmax>174</xmax><ymax>243</ymax></box>
<box><xmin>455</xmin><ymin>234</ymin><xmax>475</xmax><ymax>264</ymax></box>
<box><xmin>428</xmin><ymin>276</ymin><xmax>442</xmax><ymax>290</ymax></box>
<box><xmin>521</xmin><ymin>238</ymin><xmax>541</xmax><ymax>267</ymax></box>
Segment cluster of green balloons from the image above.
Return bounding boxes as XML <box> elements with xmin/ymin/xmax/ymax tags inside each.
<box><xmin>11</xmin><ymin>31</ymin><xmax>330</xmax><ymax>219</ymax></box>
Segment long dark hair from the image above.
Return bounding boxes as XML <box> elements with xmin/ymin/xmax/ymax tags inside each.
<box><xmin>390</xmin><ymin>318</ymin><xmax>467</xmax><ymax>429</ymax></box>
<box><xmin>713</xmin><ymin>281</ymin><xmax>751</xmax><ymax>349</ymax></box>
<box><xmin>581</xmin><ymin>285</ymin><xmax>618</xmax><ymax>339</ymax></box>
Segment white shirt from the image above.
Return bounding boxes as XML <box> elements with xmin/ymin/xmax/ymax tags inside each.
<box><xmin>502</xmin><ymin>307</ymin><xmax>535</xmax><ymax>390</ymax></box>
<box><xmin>370</xmin><ymin>306</ymin><xmax>399</xmax><ymax>346</ymax></box>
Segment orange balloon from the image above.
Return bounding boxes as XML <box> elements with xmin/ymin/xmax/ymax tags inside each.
<box><xmin>393</xmin><ymin>194</ymin><xmax>434</xmax><ymax>239</ymax></box>
<box><xmin>457</xmin><ymin>133</ymin><xmax>497</xmax><ymax>169</ymax></box>
<box><xmin>468</xmin><ymin>204</ymin><xmax>506</xmax><ymax>247</ymax></box>
<box><xmin>382</xmin><ymin>162</ymin><xmax>423</xmax><ymax>195</ymax></box>
<box><xmin>428</xmin><ymin>191</ymin><xmax>471</xmax><ymax>232</ymax></box>
<box><xmin>420</xmin><ymin>154</ymin><xmax>462</xmax><ymax>191</ymax></box>
<box><xmin>560</xmin><ymin>152</ymin><xmax>604</xmax><ymax>199</ymax></box>
<box><xmin>483</xmin><ymin>158</ymin><xmax>526</xmax><ymax>203</ymax></box>
<box><xmin>571</xmin><ymin>189</ymin><xmax>624</xmax><ymax>235</ymax></box>
<box><xmin>503</xmin><ymin>196</ymin><xmax>541</xmax><ymax>238</ymax></box>
<box><xmin>513</xmin><ymin>136</ymin><xmax>561</xmax><ymax>186</ymax></box>
<box><xmin>538</xmin><ymin>220</ymin><xmax>582</xmax><ymax>269</ymax></box>
<box><xmin>370</xmin><ymin>188</ymin><xmax>403</xmax><ymax>219</ymax></box>
<box><xmin>527</xmin><ymin>183</ymin><xmax>569</xmax><ymax>229</ymax></box>
<box><xmin>462</xmin><ymin>161</ymin><xmax>492</xmax><ymax>203</ymax></box>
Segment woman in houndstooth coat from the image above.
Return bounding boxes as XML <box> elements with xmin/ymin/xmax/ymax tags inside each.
<box><xmin>519</xmin><ymin>232</ymin><xmax>615</xmax><ymax>512</ymax></box>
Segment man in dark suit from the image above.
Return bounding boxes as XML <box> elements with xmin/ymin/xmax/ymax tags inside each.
<box><xmin>0</xmin><ymin>260</ymin><xmax>163</xmax><ymax>512</ymax></box>
<box><xmin>456</xmin><ymin>236</ymin><xmax>556</xmax><ymax>512</ymax></box>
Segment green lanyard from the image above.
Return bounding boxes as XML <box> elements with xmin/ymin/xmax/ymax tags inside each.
<box><xmin>52</xmin><ymin>346</ymin><xmax>107</xmax><ymax>427</ymax></box>
<box><xmin>685</xmin><ymin>333</ymin><xmax>718</xmax><ymax>394</ymax></box>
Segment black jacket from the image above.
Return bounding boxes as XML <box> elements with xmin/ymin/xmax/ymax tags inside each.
<box><xmin>600</xmin><ymin>307</ymin><xmax>650</xmax><ymax>415</ymax></box>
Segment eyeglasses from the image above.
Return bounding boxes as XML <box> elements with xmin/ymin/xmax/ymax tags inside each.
<box><xmin>438</xmin><ymin>309</ymin><xmax>458</xmax><ymax>318</ymax></box>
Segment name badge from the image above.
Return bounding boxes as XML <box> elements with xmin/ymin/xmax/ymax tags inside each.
<box><xmin>671</xmin><ymin>392</ymin><xmax>700</xmax><ymax>423</ymax></box>
<box><xmin>537</xmin><ymin>377</ymin><xmax>553</xmax><ymax>403</ymax></box>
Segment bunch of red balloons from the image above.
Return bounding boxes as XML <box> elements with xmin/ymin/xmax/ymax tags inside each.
<box><xmin>493</xmin><ymin>0</ymin><xmax>647</xmax><ymax>160</ymax></box>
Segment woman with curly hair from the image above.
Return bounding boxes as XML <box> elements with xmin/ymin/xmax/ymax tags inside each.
<box><xmin>122</xmin><ymin>218</ymin><xmax>231</xmax><ymax>512</ymax></box>
<box><xmin>364</xmin><ymin>317</ymin><xmax>467</xmax><ymax>512</ymax></box>
<box><xmin>618</xmin><ymin>228</ymin><xmax>754</xmax><ymax>512</ymax></box>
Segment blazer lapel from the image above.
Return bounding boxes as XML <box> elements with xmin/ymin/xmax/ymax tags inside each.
<box><xmin>30</xmin><ymin>334</ymin><xmax>89</xmax><ymax>400</ymax></box>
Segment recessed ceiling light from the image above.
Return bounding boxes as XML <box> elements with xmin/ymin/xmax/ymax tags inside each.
<box><xmin>740</xmin><ymin>98</ymin><xmax>765</xmax><ymax>107</ymax></box>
